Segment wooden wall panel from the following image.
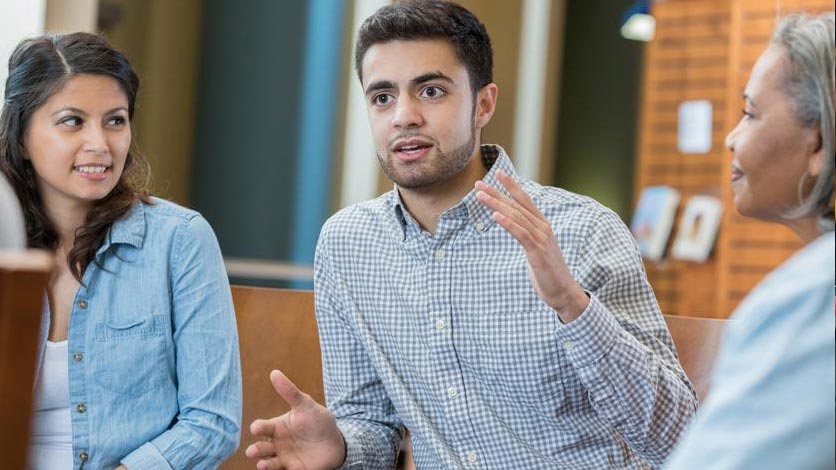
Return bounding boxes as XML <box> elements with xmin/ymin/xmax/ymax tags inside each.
<box><xmin>637</xmin><ymin>0</ymin><xmax>731</xmax><ymax>317</ymax></box>
<box><xmin>636</xmin><ymin>0</ymin><xmax>832</xmax><ymax>318</ymax></box>
<box><xmin>716</xmin><ymin>0</ymin><xmax>832</xmax><ymax>316</ymax></box>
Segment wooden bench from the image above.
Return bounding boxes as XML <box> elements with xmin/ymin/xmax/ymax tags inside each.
<box><xmin>226</xmin><ymin>286</ymin><xmax>727</xmax><ymax>468</ymax></box>
<box><xmin>0</xmin><ymin>250</ymin><xmax>52</xmax><ymax>469</ymax></box>
<box><xmin>223</xmin><ymin>286</ymin><xmax>325</xmax><ymax>470</ymax></box>
<box><xmin>663</xmin><ymin>314</ymin><xmax>727</xmax><ymax>401</ymax></box>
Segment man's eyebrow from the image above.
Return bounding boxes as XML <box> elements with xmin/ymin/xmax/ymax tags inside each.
<box><xmin>365</xmin><ymin>80</ymin><xmax>396</xmax><ymax>96</ymax></box>
<box><xmin>364</xmin><ymin>72</ymin><xmax>455</xmax><ymax>96</ymax></box>
<box><xmin>411</xmin><ymin>72</ymin><xmax>454</xmax><ymax>86</ymax></box>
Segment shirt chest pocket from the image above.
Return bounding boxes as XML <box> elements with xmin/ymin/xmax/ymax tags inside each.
<box><xmin>476</xmin><ymin>309</ymin><xmax>565</xmax><ymax>410</ymax></box>
<box><xmin>93</xmin><ymin>315</ymin><xmax>169</xmax><ymax>397</ymax></box>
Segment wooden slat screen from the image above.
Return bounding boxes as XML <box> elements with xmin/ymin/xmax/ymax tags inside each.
<box><xmin>636</xmin><ymin>0</ymin><xmax>832</xmax><ymax>318</ymax></box>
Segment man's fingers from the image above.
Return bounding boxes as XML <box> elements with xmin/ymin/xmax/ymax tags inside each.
<box><xmin>270</xmin><ymin>369</ymin><xmax>309</xmax><ymax>410</ymax></box>
<box><xmin>476</xmin><ymin>186</ymin><xmax>538</xmax><ymax>234</ymax></box>
<box><xmin>496</xmin><ymin>170</ymin><xmax>541</xmax><ymax>215</ymax></box>
<box><xmin>493</xmin><ymin>211</ymin><xmax>536</xmax><ymax>249</ymax></box>
<box><xmin>256</xmin><ymin>456</ymin><xmax>285</xmax><ymax>470</ymax></box>
<box><xmin>246</xmin><ymin>440</ymin><xmax>277</xmax><ymax>459</ymax></box>
<box><xmin>475</xmin><ymin>180</ymin><xmax>542</xmax><ymax>230</ymax></box>
<box><xmin>250</xmin><ymin>418</ymin><xmax>276</xmax><ymax>437</ymax></box>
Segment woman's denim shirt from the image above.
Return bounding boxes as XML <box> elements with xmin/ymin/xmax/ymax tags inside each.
<box><xmin>36</xmin><ymin>199</ymin><xmax>242</xmax><ymax>469</ymax></box>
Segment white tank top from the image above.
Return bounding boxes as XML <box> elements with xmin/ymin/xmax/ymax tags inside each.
<box><xmin>28</xmin><ymin>340</ymin><xmax>73</xmax><ymax>470</ymax></box>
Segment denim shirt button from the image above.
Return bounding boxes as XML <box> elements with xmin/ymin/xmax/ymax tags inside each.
<box><xmin>79</xmin><ymin>451</ymin><xmax>88</xmax><ymax>461</ymax></box>
<box><xmin>73</xmin><ymin>352</ymin><xmax>84</xmax><ymax>362</ymax></box>
<box><xmin>76</xmin><ymin>403</ymin><xmax>87</xmax><ymax>413</ymax></box>
<box><xmin>77</xmin><ymin>300</ymin><xmax>88</xmax><ymax>309</ymax></box>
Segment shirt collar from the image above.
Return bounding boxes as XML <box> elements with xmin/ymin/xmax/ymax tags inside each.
<box><xmin>389</xmin><ymin>144</ymin><xmax>519</xmax><ymax>240</ymax></box>
<box><xmin>96</xmin><ymin>201</ymin><xmax>146</xmax><ymax>255</ymax></box>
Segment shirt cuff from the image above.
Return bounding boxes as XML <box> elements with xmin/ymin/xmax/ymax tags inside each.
<box><xmin>121</xmin><ymin>442</ymin><xmax>174</xmax><ymax>470</ymax></box>
<box><xmin>335</xmin><ymin>426</ymin><xmax>365</xmax><ymax>469</ymax></box>
<box><xmin>557</xmin><ymin>292</ymin><xmax>622</xmax><ymax>368</ymax></box>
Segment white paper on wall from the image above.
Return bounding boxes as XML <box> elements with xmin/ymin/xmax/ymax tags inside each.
<box><xmin>677</xmin><ymin>100</ymin><xmax>713</xmax><ymax>154</ymax></box>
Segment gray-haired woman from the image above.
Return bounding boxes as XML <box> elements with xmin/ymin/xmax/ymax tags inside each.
<box><xmin>665</xmin><ymin>12</ymin><xmax>835</xmax><ymax>470</ymax></box>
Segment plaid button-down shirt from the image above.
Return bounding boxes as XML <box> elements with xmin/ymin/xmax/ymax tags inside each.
<box><xmin>314</xmin><ymin>145</ymin><xmax>697</xmax><ymax>469</ymax></box>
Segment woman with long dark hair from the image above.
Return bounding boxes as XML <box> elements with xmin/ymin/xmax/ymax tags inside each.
<box><xmin>0</xmin><ymin>33</ymin><xmax>241</xmax><ymax>469</ymax></box>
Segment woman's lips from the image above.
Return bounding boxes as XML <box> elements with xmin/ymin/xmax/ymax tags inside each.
<box><xmin>730</xmin><ymin>165</ymin><xmax>744</xmax><ymax>183</ymax></box>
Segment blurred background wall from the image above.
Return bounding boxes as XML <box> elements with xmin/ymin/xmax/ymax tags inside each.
<box><xmin>3</xmin><ymin>0</ymin><xmax>817</xmax><ymax>316</ymax></box>
<box><xmin>2</xmin><ymin>0</ymin><xmax>585</xmax><ymax>288</ymax></box>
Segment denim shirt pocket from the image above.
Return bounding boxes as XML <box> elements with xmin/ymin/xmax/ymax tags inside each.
<box><xmin>94</xmin><ymin>314</ymin><xmax>169</xmax><ymax>397</ymax></box>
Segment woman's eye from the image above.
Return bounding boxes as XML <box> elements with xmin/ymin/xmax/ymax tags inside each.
<box><xmin>421</xmin><ymin>86</ymin><xmax>446</xmax><ymax>99</ymax></box>
<box><xmin>372</xmin><ymin>94</ymin><xmax>393</xmax><ymax>106</ymax></box>
<box><xmin>741</xmin><ymin>109</ymin><xmax>754</xmax><ymax>119</ymax></box>
<box><xmin>107</xmin><ymin>116</ymin><xmax>127</xmax><ymax>126</ymax></box>
<box><xmin>59</xmin><ymin>116</ymin><xmax>83</xmax><ymax>127</ymax></box>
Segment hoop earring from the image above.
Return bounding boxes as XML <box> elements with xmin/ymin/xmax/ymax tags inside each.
<box><xmin>796</xmin><ymin>171</ymin><xmax>812</xmax><ymax>206</ymax></box>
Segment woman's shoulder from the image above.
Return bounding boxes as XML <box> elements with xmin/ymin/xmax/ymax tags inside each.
<box><xmin>127</xmin><ymin>197</ymin><xmax>216</xmax><ymax>245</ymax></box>
<box><xmin>140</xmin><ymin>197</ymin><xmax>204</xmax><ymax>224</ymax></box>
<box><xmin>730</xmin><ymin>231</ymin><xmax>834</xmax><ymax>336</ymax></box>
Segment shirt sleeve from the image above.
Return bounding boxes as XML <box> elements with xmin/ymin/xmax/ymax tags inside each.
<box><xmin>314</xmin><ymin>226</ymin><xmax>403</xmax><ymax>470</ymax></box>
<box><xmin>558</xmin><ymin>207</ymin><xmax>698</xmax><ymax>466</ymax></box>
<box><xmin>121</xmin><ymin>215</ymin><xmax>242</xmax><ymax>470</ymax></box>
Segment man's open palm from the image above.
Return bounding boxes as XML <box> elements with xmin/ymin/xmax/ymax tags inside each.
<box><xmin>246</xmin><ymin>370</ymin><xmax>345</xmax><ymax>470</ymax></box>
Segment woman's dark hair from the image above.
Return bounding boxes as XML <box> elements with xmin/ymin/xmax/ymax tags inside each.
<box><xmin>0</xmin><ymin>32</ymin><xmax>151</xmax><ymax>281</ymax></box>
<box><xmin>354</xmin><ymin>0</ymin><xmax>493</xmax><ymax>94</ymax></box>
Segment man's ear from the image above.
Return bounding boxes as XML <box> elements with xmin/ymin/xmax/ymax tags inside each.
<box><xmin>474</xmin><ymin>83</ymin><xmax>498</xmax><ymax>130</ymax></box>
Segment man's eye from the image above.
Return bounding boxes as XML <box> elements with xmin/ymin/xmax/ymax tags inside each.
<box><xmin>373</xmin><ymin>94</ymin><xmax>393</xmax><ymax>105</ymax></box>
<box><xmin>421</xmin><ymin>86</ymin><xmax>446</xmax><ymax>99</ymax></box>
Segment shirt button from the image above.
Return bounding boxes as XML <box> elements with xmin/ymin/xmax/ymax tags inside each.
<box><xmin>77</xmin><ymin>300</ymin><xmax>88</xmax><ymax>309</ymax></box>
<box><xmin>475</xmin><ymin>222</ymin><xmax>486</xmax><ymax>232</ymax></box>
<box><xmin>563</xmin><ymin>340</ymin><xmax>575</xmax><ymax>352</ymax></box>
<box><xmin>72</xmin><ymin>352</ymin><xmax>84</xmax><ymax>362</ymax></box>
<box><xmin>466</xmin><ymin>451</ymin><xmax>478</xmax><ymax>463</ymax></box>
<box><xmin>434</xmin><ymin>248</ymin><xmax>445</xmax><ymax>260</ymax></box>
<box><xmin>79</xmin><ymin>451</ymin><xmax>89</xmax><ymax>461</ymax></box>
<box><xmin>76</xmin><ymin>403</ymin><xmax>87</xmax><ymax>413</ymax></box>
<box><xmin>435</xmin><ymin>319</ymin><xmax>446</xmax><ymax>330</ymax></box>
<box><xmin>447</xmin><ymin>386</ymin><xmax>459</xmax><ymax>398</ymax></box>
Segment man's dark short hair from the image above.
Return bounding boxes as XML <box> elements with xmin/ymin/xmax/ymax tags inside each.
<box><xmin>354</xmin><ymin>0</ymin><xmax>493</xmax><ymax>94</ymax></box>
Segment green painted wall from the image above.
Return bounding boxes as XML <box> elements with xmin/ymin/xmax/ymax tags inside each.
<box><xmin>554</xmin><ymin>0</ymin><xmax>643</xmax><ymax>221</ymax></box>
<box><xmin>191</xmin><ymin>0</ymin><xmax>308</xmax><ymax>263</ymax></box>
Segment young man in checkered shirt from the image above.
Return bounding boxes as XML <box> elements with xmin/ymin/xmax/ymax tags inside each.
<box><xmin>247</xmin><ymin>2</ymin><xmax>697</xmax><ymax>469</ymax></box>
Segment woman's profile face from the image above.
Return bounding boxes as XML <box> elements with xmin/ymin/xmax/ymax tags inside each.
<box><xmin>725</xmin><ymin>45</ymin><xmax>822</xmax><ymax>222</ymax></box>
<box><xmin>23</xmin><ymin>73</ymin><xmax>131</xmax><ymax>212</ymax></box>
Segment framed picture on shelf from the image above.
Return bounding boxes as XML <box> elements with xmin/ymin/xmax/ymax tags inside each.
<box><xmin>630</xmin><ymin>186</ymin><xmax>681</xmax><ymax>261</ymax></box>
<box><xmin>671</xmin><ymin>195</ymin><xmax>724</xmax><ymax>262</ymax></box>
